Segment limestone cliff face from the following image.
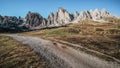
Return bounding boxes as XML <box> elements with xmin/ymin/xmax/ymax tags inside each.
<box><xmin>73</xmin><ymin>11</ymin><xmax>79</xmax><ymax>20</ymax></box>
<box><xmin>0</xmin><ymin>8</ymin><xmax>119</xmax><ymax>30</ymax></box>
<box><xmin>41</xmin><ymin>18</ymin><xmax>47</xmax><ymax>27</ymax></box>
<box><xmin>56</xmin><ymin>8</ymin><xmax>73</xmax><ymax>24</ymax></box>
<box><xmin>47</xmin><ymin>8</ymin><xmax>73</xmax><ymax>27</ymax></box>
<box><xmin>76</xmin><ymin>10</ymin><xmax>92</xmax><ymax>21</ymax></box>
<box><xmin>47</xmin><ymin>13</ymin><xmax>55</xmax><ymax>26</ymax></box>
<box><xmin>0</xmin><ymin>15</ymin><xmax>23</xmax><ymax>29</ymax></box>
<box><xmin>24</xmin><ymin>8</ymin><xmax>119</xmax><ymax>27</ymax></box>
<box><xmin>24</xmin><ymin>11</ymin><xmax>44</xmax><ymax>27</ymax></box>
<box><xmin>90</xmin><ymin>9</ymin><xmax>102</xmax><ymax>20</ymax></box>
<box><xmin>74</xmin><ymin>8</ymin><xmax>118</xmax><ymax>23</ymax></box>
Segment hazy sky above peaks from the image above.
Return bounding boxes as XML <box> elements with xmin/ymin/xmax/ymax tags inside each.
<box><xmin>0</xmin><ymin>0</ymin><xmax>120</xmax><ymax>18</ymax></box>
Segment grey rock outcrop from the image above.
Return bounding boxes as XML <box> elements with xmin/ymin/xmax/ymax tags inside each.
<box><xmin>74</xmin><ymin>8</ymin><xmax>118</xmax><ymax>23</ymax></box>
<box><xmin>47</xmin><ymin>13</ymin><xmax>55</xmax><ymax>26</ymax></box>
<box><xmin>73</xmin><ymin>11</ymin><xmax>79</xmax><ymax>20</ymax></box>
<box><xmin>47</xmin><ymin>8</ymin><xmax>74</xmax><ymax>27</ymax></box>
<box><xmin>0</xmin><ymin>8</ymin><xmax>119</xmax><ymax>31</ymax></box>
<box><xmin>56</xmin><ymin>8</ymin><xmax>73</xmax><ymax>24</ymax></box>
<box><xmin>24</xmin><ymin>8</ymin><xmax>119</xmax><ymax>27</ymax></box>
<box><xmin>90</xmin><ymin>9</ymin><xmax>102</xmax><ymax>20</ymax></box>
<box><xmin>24</xmin><ymin>11</ymin><xmax>44</xmax><ymax>27</ymax></box>
<box><xmin>101</xmin><ymin>9</ymin><xmax>109</xmax><ymax>17</ymax></box>
<box><xmin>0</xmin><ymin>15</ymin><xmax>23</xmax><ymax>29</ymax></box>
<box><xmin>74</xmin><ymin>10</ymin><xmax>92</xmax><ymax>23</ymax></box>
<box><xmin>100</xmin><ymin>8</ymin><xmax>116</xmax><ymax>18</ymax></box>
<box><xmin>41</xmin><ymin>18</ymin><xmax>47</xmax><ymax>27</ymax></box>
<box><xmin>78</xmin><ymin>10</ymin><xmax>92</xmax><ymax>20</ymax></box>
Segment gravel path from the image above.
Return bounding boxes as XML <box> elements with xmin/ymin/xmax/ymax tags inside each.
<box><xmin>5</xmin><ymin>34</ymin><xmax>120</xmax><ymax>68</ymax></box>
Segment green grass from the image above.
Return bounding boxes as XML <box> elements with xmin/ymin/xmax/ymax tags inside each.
<box><xmin>43</xmin><ymin>28</ymin><xmax>73</xmax><ymax>36</ymax></box>
<box><xmin>0</xmin><ymin>35</ymin><xmax>47</xmax><ymax>68</ymax></box>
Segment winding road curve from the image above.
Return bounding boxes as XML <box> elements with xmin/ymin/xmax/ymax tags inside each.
<box><xmin>5</xmin><ymin>34</ymin><xmax>120</xmax><ymax>68</ymax></box>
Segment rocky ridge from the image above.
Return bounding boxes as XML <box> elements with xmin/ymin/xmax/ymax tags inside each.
<box><xmin>0</xmin><ymin>15</ymin><xmax>24</xmax><ymax>31</ymax></box>
<box><xmin>0</xmin><ymin>8</ymin><xmax>119</xmax><ymax>31</ymax></box>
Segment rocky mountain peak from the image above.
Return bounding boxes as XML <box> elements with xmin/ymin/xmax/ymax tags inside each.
<box><xmin>94</xmin><ymin>9</ymin><xmax>99</xmax><ymax>12</ymax></box>
<box><xmin>24</xmin><ymin>8</ymin><xmax>119</xmax><ymax>28</ymax></box>
<box><xmin>0</xmin><ymin>15</ymin><xmax>24</xmax><ymax>30</ymax></box>
<box><xmin>101</xmin><ymin>8</ymin><xmax>108</xmax><ymax>14</ymax></box>
<box><xmin>57</xmin><ymin>8</ymin><xmax>73</xmax><ymax>24</ymax></box>
<box><xmin>75</xmin><ymin>10</ymin><xmax>92</xmax><ymax>22</ymax></box>
<box><xmin>0</xmin><ymin>8</ymin><xmax>119</xmax><ymax>30</ymax></box>
<box><xmin>91</xmin><ymin>9</ymin><xmax>101</xmax><ymax>20</ymax></box>
<box><xmin>48</xmin><ymin>12</ymin><xmax>54</xmax><ymax>19</ymax></box>
<box><xmin>58</xmin><ymin>7</ymin><xmax>66</xmax><ymax>13</ymax></box>
<box><xmin>24</xmin><ymin>11</ymin><xmax>43</xmax><ymax>27</ymax></box>
<box><xmin>74</xmin><ymin>11</ymin><xmax>79</xmax><ymax>20</ymax></box>
<box><xmin>101</xmin><ymin>8</ymin><xmax>110</xmax><ymax>17</ymax></box>
<box><xmin>74</xmin><ymin>8</ymin><xmax>119</xmax><ymax>23</ymax></box>
<box><xmin>47</xmin><ymin>13</ymin><xmax>55</xmax><ymax>26</ymax></box>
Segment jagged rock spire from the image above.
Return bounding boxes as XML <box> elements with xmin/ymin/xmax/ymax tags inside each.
<box><xmin>74</xmin><ymin>11</ymin><xmax>79</xmax><ymax>20</ymax></box>
<box><xmin>47</xmin><ymin>8</ymin><xmax>73</xmax><ymax>26</ymax></box>
<box><xmin>24</xmin><ymin>11</ymin><xmax>43</xmax><ymax>27</ymax></box>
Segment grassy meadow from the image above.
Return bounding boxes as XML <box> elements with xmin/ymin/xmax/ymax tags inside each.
<box><xmin>20</xmin><ymin>18</ymin><xmax>120</xmax><ymax>61</ymax></box>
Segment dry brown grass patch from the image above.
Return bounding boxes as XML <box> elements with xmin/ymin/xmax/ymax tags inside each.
<box><xmin>0</xmin><ymin>35</ymin><xmax>47</xmax><ymax>68</ymax></box>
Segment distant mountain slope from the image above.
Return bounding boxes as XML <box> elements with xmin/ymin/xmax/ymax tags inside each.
<box><xmin>0</xmin><ymin>8</ymin><xmax>119</xmax><ymax>31</ymax></box>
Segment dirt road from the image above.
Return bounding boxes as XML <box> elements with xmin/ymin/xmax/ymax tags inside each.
<box><xmin>5</xmin><ymin>34</ymin><xmax>120</xmax><ymax>68</ymax></box>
